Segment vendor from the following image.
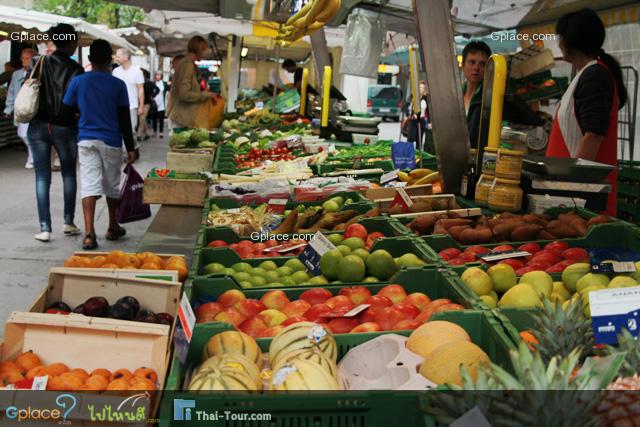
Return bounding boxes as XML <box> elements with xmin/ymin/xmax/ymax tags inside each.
<box><xmin>461</xmin><ymin>41</ymin><xmax>492</xmax><ymax>149</ymax></box>
<box><xmin>282</xmin><ymin>59</ymin><xmax>303</xmax><ymax>91</ymax></box>
<box><xmin>547</xmin><ymin>8</ymin><xmax>628</xmax><ymax>216</ymax></box>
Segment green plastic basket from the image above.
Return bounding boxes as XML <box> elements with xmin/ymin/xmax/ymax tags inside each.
<box><xmin>159</xmin><ymin>310</ymin><xmax>515</xmax><ymax>427</ymax></box>
<box><xmin>617</xmin><ymin>161</ymin><xmax>640</xmax><ymax>225</ymax></box>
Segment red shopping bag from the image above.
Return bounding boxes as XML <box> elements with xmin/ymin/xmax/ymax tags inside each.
<box><xmin>116</xmin><ymin>165</ymin><xmax>151</xmax><ymax>223</ymax></box>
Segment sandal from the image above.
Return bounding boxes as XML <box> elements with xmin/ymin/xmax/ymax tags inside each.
<box><xmin>82</xmin><ymin>234</ymin><xmax>98</xmax><ymax>250</ymax></box>
<box><xmin>105</xmin><ymin>226</ymin><xmax>126</xmax><ymax>241</ymax></box>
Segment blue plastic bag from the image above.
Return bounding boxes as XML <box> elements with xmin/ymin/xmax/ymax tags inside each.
<box><xmin>392</xmin><ymin>141</ymin><xmax>416</xmax><ymax>170</ymax></box>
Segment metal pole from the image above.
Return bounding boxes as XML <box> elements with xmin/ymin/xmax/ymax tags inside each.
<box><xmin>272</xmin><ymin>44</ymin><xmax>280</xmax><ymax>113</ymax></box>
<box><xmin>413</xmin><ymin>0</ymin><xmax>471</xmax><ymax>193</ymax></box>
<box><xmin>309</xmin><ymin>28</ymin><xmax>331</xmax><ymax>86</ymax></box>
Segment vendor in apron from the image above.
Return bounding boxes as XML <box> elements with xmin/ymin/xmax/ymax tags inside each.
<box><xmin>546</xmin><ymin>8</ymin><xmax>628</xmax><ymax>216</ymax></box>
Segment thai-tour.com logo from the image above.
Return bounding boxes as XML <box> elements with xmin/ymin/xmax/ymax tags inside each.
<box><xmin>174</xmin><ymin>399</ymin><xmax>196</xmax><ymax>421</ymax></box>
<box><xmin>4</xmin><ymin>393</ymin><xmax>77</xmax><ymax>423</ymax></box>
<box><xmin>173</xmin><ymin>398</ymin><xmax>272</xmax><ymax>422</ymax></box>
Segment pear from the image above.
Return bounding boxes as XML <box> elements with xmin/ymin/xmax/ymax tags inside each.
<box><xmin>498</xmin><ymin>283</ymin><xmax>542</xmax><ymax>309</ymax></box>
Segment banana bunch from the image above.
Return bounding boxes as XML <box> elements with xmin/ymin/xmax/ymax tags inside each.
<box><xmin>276</xmin><ymin>0</ymin><xmax>341</xmax><ymax>43</ymax></box>
<box><xmin>398</xmin><ymin>169</ymin><xmax>439</xmax><ymax>186</ymax></box>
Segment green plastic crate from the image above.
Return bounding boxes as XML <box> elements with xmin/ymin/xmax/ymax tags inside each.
<box><xmin>617</xmin><ymin>161</ymin><xmax>640</xmax><ymax>225</ymax></box>
<box><xmin>192</xmin><ymin>236</ymin><xmax>441</xmax><ymax>285</ymax></box>
<box><xmin>315</xmin><ymin>160</ymin><xmax>395</xmax><ymax>175</ymax></box>
<box><xmin>159</xmin><ymin>310</ymin><xmax>514</xmax><ymax>427</ymax></box>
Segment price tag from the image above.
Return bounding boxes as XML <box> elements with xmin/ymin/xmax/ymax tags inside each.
<box><xmin>380</xmin><ymin>169</ymin><xmax>399</xmax><ymax>184</ymax></box>
<box><xmin>343</xmin><ymin>304</ymin><xmax>371</xmax><ymax>317</ymax></box>
<box><xmin>268</xmin><ymin>198</ymin><xmax>288</xmax><ymax>214</ymax></box>
<box><xmin>264</xmin><ymin>242</ymin><xmax>308</xmax><ymax>253</ymax></box>
<box><xmin>590</xmin><ymin>286</ymin><xmax>640</xmax><ymax>344</ymax></box>
<box><xmin>389</xmin><ymin>187</ymin><xmax>414</xmax><ymax>213</ymax></box>
<box><xmin>227</xmin><ymin>208</ymin><xmax>241</xmax><ymax>213</ymax></box>
<box><xmin>299</xmin><ymin>231</ymin><xmax>336</xmax><ymax>276</ymax></box>
<box><xmin>594</xmin><ymin>261</ymin><xmax>638</xmax><ymax>274</ymax></box>
<box><xmin>177</xmin><ymin>293</ymin><xmax>196</xmax><ymax>342</ymax></box>
<box><xmin>31</xmin><ymin>376</ymin><xmax>48</xmax><ymax>390</ymax></box>
<box><xmin>477</xmin><ymin>250</ymin><xmax>531</xmax><ymax>262</ymax></box>
<box><xmin>255</xmin><ymin>101</ymin><xmax>264</xmax><ymax>110</ymax></box>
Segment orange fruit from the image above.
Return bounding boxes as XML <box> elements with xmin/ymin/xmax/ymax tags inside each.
<box><xmin>136</xmin><ymin>252</ymin><xmax>155</xmax><ymax>262</ymax></box>
<box><xmin>146</xmin><ymin>255</ymin><xmax>165</xmax><ymax>268</ymax></box>
<box><xmin>46</xmin><ymin>375</ymin><xmax>66</xmax><ymax>390</ymax></box>
<box><xmin>15</xmin><ymin>351</ymin><xmax>41</xmax><ymax>372</ymax></box>
<box><xmin>69</xmin><ymin>368</ymin><xmax>89</xmax><ymax>382</ymax></box>
<box><xmin>112</xmin><ymin>369</ymin><xmax>132</xmax><ymax>381</ymax></box>
<box><xmin>90</xmin><ymin>368</ymin><xmax>112</xmax><ymax>380</ymax></box>
<box><xmin>64</xmin><ymin>256</ymin><xmax>90</xmax><ymax>268</ymax></box>
<box><xmin>82</xmin><ymin>374</ymin><xmax>109</xmax><ymax>391</ymax></box>
<box><xmin>124</xmin><ymin>254</ymin><xmax>142</xmax><ymax>269</ymax></box>
<box><xmin>166</xmin><ymin>256</ymin><xmax>186</xmax><ymax>266</ymax></box>
<box><xmin>0</xmin><ymin>361</ymin><xmax>24</xmax><ymax>374</ymax></box>
<box><xmin>165</xmin><ymin>262</ymin><xmax>188</xmax><ymax>281</ymax></box>
<box><xmin>46</xmin><ymin>363</ymin><xmax>69</xmax><ymax>376</ymax></box>
<box><xmin>121</xmin><ymin>266</ymin><xmax>136</xmax><ymax>270</ymax></box>
<box><xmin>140</xmin><ymin>262</ymin><xmax>161</xmax><ymax>271</ymax></box>
<box><xmin>128</xmin><ymin>377</ymin><xmax>156</xmax><ymax>391</ymax></box>
<box><xmin>58</xmin><ymin>372</ymin><xmax>83</xmax><ymax>390</ymax></box>
<box><xmin>1</xmin><ymin>370</ymin><xmax>25</xmax><ymax>386</ymax></box>
<box><xmin>133</xmin><ymin>367</ymin><xmax>158</xmax><ymax>383</ymax></box>
<box><xmin>88</xmin><ymin>255</ymin><xmax>107</xmax><ymax>268</ymax></box>
<box><xmin>100</xmin><ymin>263</ymin><xmax>119</xmax><ymax>269</ymax></box>
<box><xmin>106</xmin><ymin>378</ymin><xmax>129</xmax><ymax>391</ymax></box>
<box><xmin>106</xmin><ymin>250</ymin><xmax>126</xmax><ymax>266</ymax></box>
<box><xmin>26</xmin><ymin>365</ymin><xmax>48</xmax><ymax>380</ymax></box>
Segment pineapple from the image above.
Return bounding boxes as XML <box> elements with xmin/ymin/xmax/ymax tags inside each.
<box><xmin>604</xmin><ymin>328</ymin><xmax>640</xmax><ymax>378</ymax></box>
<box><xmin>531</xmin><ymin>297</ymin><xmax>594</xmax><ymax>364</ymax></box>
<box><xmin>421</xmin><ymin>342</ymin><xmax>625</xmax><ymax>427</ymax></box>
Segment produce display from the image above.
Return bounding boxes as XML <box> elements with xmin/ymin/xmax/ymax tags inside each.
<box><xmin>407</xmin><ymin>211</ymin><xmax>611</xmax><ymax>243</ymax></box>
<box><xmin>194</xmin><ymin>284</ymin><xmax>463</xmax><ymax>337</ymax></box>
<box><xmin>63</xmin><ymin>251</ymin><xmax>188</xmax><ymax>281</ymax></box>
<box><xmin>234</xmin><ymin>146</ymin><xmax>296</xmax><ymax>169</ymax></box>
<box><xmin>397</xmin><ymin>169</ymin><xmax>440</xmax><ymax>187</ymax></box>
<box><xmin>382</xmin><ymin>194</ymin><xmax>457</xmax><ymax>215</ymax></box>
<box><xmin>0</xmin><ymin>352</ymin><xmax>158</xmax><ymax>391</ymax></box>
<box><xmin>43</xmin><ymin>296</ymin><xmax>175</xmax><ymax>325</ymax></box>
<box><xmin>169</xmin><ymin>128</ymin><xmax>214</xmax><ymax>149</ymax></box>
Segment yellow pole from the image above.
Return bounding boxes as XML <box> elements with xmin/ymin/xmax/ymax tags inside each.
<box><xmin>486</xmin><ymin>54</ymin><xmax>507</xmax><ymax>149</ymax></box>
<box><xmin>408</xmin><ymin>46</ymin><xmax>420</xmax><ymax>115</ymax></box>
<box><xmin>299</xmin><ymin>68</ymin><xmax>309</xmax><ymax>116</ymax></box>
<box><xmin>321</xmin><ymin>65</ymin><xmax>332</xmax><ymax>127</ymax></box>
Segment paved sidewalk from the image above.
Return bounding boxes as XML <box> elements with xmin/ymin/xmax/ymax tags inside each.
<box><xmin>0</xmin><ymin>135</ymin><xmax>168</xmax><ymax>335</ymax></box>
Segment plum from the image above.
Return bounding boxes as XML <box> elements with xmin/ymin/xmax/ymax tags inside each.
<box><xmin>115</xmin><ymin>296</ymin><xmax>140</xmax><ymax>315</ymax></box>
<box><xmin>134</xmin><ymin>310</ymin><xmax>158</xmax><ymax>323</ymax></box>
<box><xmin>155</xmin><ymin>313</ymin><xmax>175</xmax><ymax>325</ymax></box>
<box><xmin>47</xmin><ymin>301</ymin><xmax>72</xmax><ymax>312</ymax></box>
<box><xmin>82</xmin><ymin>297</ymin><xmax>109</xmax><ymax>317</ymax></box>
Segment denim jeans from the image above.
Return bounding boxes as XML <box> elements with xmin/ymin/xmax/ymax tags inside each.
<box><xmin>27</xmin><ymin>119</ymin><xmax>78</xmax><ymax>232</ymax></box>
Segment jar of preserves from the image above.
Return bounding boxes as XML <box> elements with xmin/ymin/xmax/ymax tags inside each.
<box><xmin>474</xmin><ymin>174</ymin><xmax>494</xmax><ymax>207</ymax></box>
<box><xmin>495</xmin><ymin>148</ymin><xmax>524</xmax><ymax>180</ymax></box>
<box><xmin>488</xmin><ymin>178</ymin><xmax>523</xmax><ymax>212</ymax></box>
<box><xmin>481</xmin><ymin>147</ymin><xmax>498</xmax><ymax>176</ymax></box>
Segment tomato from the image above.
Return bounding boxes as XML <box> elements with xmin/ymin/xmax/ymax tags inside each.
<box><xmin>498</xmin><ymin>258</ymin><xmax>525</xmax><ymax>270</ymax></box>
<box><xmin>264</xmin><ymin>239</ymin><xmax>278</xmax><ymax>248</ymax></box>
<box><xmin>237</xmin><ymin>240</ymin><xmax>254</xmax><ymax>248</ymax></box>
<box><xmin>344</xmin><ymin>223</ymin><xmax>368</xmax><ymax>240</ymax></box>
<box><xmin>229</xmin><ymin>243</ymin><xmax>239</xmax><ymax>250</ymax></box>
<box><xmin>368</xmin><ymin>232</ymin><xmax>384</xmax><ymax>240</ymax></box>
<box><xmin>252</xmin><ymin>243</ymin><xmax>266</xmax><ymax>253</ymax></box>
<box><xmin>236</xmin><ymin>247</ymin><xmax>253</xmax><ymax>258</ymax></box>
<box><xmin>208</xmin><ymin>240</ymin><xmax>228</xmax><ymax>248</ymax></box>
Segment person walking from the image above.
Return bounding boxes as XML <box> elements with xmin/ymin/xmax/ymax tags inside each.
<box><xmin>3</xmin><ymin>48</ymin><xmax>35</xmax><ymax>169</ymax></box>
<box><xmin>167</xmin><ymin>36</ymin><xmax>216</xmax><ymax>131</ymax></box>
<box><xmin>112</xmin><ymin>48</ymin><xmax>144</xmax><ymax>136</ymax></box>
<box><xmin>152</xmin><ymin>71</ymin><xmax>167</xmax><ymax>138</ymax></box>
<box><xmin>27</xmin><ymin>24</ymin><xmax>84</xmax><ymax>243</ymax></box>
<box><xmin>0</xmin><ymin>61</ymin><xmax>15</xmax><ymax>87</ymax></box>
<box><xmin>62</xmin><ymin>39</ymin><xmax>137</xmax><ymax>250</ymax></box>
<box><xmin>137</xmin><ymin>69</ymin><xmax>158</xmax><ymax>141</ymax></box>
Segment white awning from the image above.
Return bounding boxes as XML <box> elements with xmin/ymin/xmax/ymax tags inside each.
<box><xmin>0</xmin><ymin>5</ymin><xmax>139</xmax><ymax>51</ymax></box>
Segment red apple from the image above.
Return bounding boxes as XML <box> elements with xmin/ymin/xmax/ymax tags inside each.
<box><xmin>238</xmin><ymin>317</ymin><xmax>268</xmax><ymax>338</ymax></box>
<box><xmin>195</xmin><ymin>302</ymin><xmax>223</xmax><ymax>323</ymax></box>
<box><xmin>234</xmin><ymin>299</ymin><xmax>266</xmax><ymax>318</ymax></box>
<box><xmin>299</xmin><ymin>288</ymin><xmax>332</xmax><ymax>305</ymax></box>
<box><xmin>516</xmin><ymin>266</ymin><xmax>537</xmax><ymax>276</ymax></box>
<box><xmin>377</xmin><ymin>284</ymin><xmax>407</xmax><ymax>304</ymax></box>
<box><xmin>545</xmin><ymin>264</ymin><xmax>566</xmax><ymax>273</ymax></box>
<box><xmin>208</xmin><ymin>240</ymin><xmax>228</xmax><ymax>247</ymax></box>
<box><xmin>393</xmin><ymin>302</ymin><xmax>421</xmax><ymax>319</ymax></box>
<box><xmin>492</xmin><ymin>245</ymin><xmax>514</xmax><ymax>252</ymax></box>
<box><xmin>350</xmin><ymin>322</ymin><xmax>382</xmax><ymax>333</ymax></box>
<box><xmin>282</xmin><ymin>300</ymin><xmax>312</xmax><ymax>318</ymax></box>
<box><xmin>260</xmin><ymin>290</ymin><xmax>290</xmax><ymax>310</ymax></box>
<box><xmin>363</xmin><ymin>295</ymin><xmax>393</xmax><ymax>309</ymax></box>
<box><xmin>404</xmin><ymin>292</ymin><xmax>431</xmax><ymax>311</ymax></box>
<box><xmin>344</xmin><ymin>223</ymin><xmax>368</xmax><ymax>240</ymax></box>
<box><xmin>431</xmin><ymin>303</ymin><xmax>464</xmax><ymax>315</ymax></box>
<box><xmin>324</xmin><ymin>295</ymin><xmax>355</xmax><ymax>310</ymax></box>
<box><xmin>256</xmin><ymin>309</ymin><xmax>287</xmax><ymax>327</ymax></box>
<box><xmin>375</xmin><ymin>307</ymin><xmax>408</xmax><ymax>331</ymax></box>
<box><xmin>217</xmin><ymin>289</ymin><xmax>246</xmax><ymax>308</ymax></box>
<box><xmin>282</xmin><ymin>316</ymin><xmax>308</xmax><ymax>327</ymax></box>
<box><xmin>303</xmin><ymin>304</ymin><xmax>332</xmax><ymax>322</ymax></box>
<box><xmin>517</xmin><ymin>243</ymin><xmax>541</xmax><ymax>254</ymax></box>
<box><xmin>368</xmin><ymin>232</ymin><xmax>384</xmax><ymax>241</ymax></box>
<box><xmin>561</xmin><ymin>248</ymin><xmax>589</xmax><ymax>262</ymax></box>
<box><xmin>358</xmin><ymin>308</ymin><xmax>380</xmax><ymax>323</ymax></box>
<box><xmin>498</xmin><ymin>258</ymin><xmax>525</xmax><ymax>270</ymax></box>
<box><xmin>392</xmin><ymin>319</ymin><xmax>421</xmax><ymax>331</ymax></box>
<box><xmin>214</xmin><ymin>307</ymin><xmax>246</xmax><ymax>327</ymax></box>
<box><xmin>339</xmin><ymin>286</ymin><xmax>372</xmax><ymax>305</ymax></box>
<box><xmin>416</xmin><ymin>299</ymin><xmax>452</xmax><ymax>323</ymax></box>
<box><xmin>464</xmin><ymin>246</ymin><xmax>491</xmax><ymax>256</ymax></box>
<box><xmin>458</xmin><ymin>253</ymin><xmax>477</xmax><ymax>262</ymax></box>
<box><xmin>448</xmin><ymin>258</ymin><xmax>467</xmax><ymax>265</ymax></box>
<box><xmin>259</xmin><ymin>325</ymin><xmax>285</xmax><ymax>338</ymax></box>
<box><xmin>545</xmin><ymin>241</ymin><xmax>570</xmax><ymax>253</ymax></box>
<box><xmin>531</xmin><ymin>251</ymin><xmax>562</xmax><ymax>265</ymax></box>
<box><xmin>438</xmin><ymin>248</ymin><xmax>461</xmax><ymax>261</ymax></box>
<box><xmin>327</xmin><ymin>317</ymin><xmax>360</xmax><ymax>334</ymax></box>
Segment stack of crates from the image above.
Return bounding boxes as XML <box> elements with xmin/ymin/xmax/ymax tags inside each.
<box><xmin>618</xmin><ymin>161</ymin><xmax>640</xmax><ymax>225</ymax></box>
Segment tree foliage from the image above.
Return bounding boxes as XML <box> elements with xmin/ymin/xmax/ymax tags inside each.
<box><xmin>35</xmin><ymin>0</ymin><xmax>144</xmax><ymax>29</ymax></box>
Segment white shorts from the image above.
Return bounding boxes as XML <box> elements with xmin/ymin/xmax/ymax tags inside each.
<box><xmin>78</xmin><ymin>140</ymin><xmax>123</xmax><ymax>199</ymax></box>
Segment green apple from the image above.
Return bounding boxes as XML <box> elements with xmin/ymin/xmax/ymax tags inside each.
<box><xmin>488</xmin><ymin>264</ymin><xmax>517</xmax><ymax>293</ymax></box>
<box><xmin>519</xmin><ymin>271</ymin><xmax>553</xmax><ymax>297</ymax></box>
<box><xmin>461</xmin><ymin>267</ymin><xmax>493</xmax><ymax>296</ymax></box>
<box><xmin>498</xmin><ymin>283</ymin><xmax>542</xmax><ymax>308</ymax></box>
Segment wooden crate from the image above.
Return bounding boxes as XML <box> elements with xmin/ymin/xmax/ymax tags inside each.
<box><xmin>374</xmin><ymin>193</ymin><xmax>457</xmax><ymax>210</ymax></box>
<box><xmin>31</xmin><ymin>268</ymin><xmax>181</xmax><ymax>322</ymax></box>
<box><xmin>1</xmin><ymin>312</ymin><xmax>169</xmax><ymax>423</ymax></box>
<box><xmin>143</xmin><ymin>177</ymin><xmax>208</xmax><ymax>207</ymax></box>
<box><xmin>363</xmin><ymin>184</ymin><xmax>433</xmax><ymax>200</ymax></box>
<box><xmin>69</xmin><ymin>251</ymin><xmax>186</xmax><ymax>282</ymax></box>
<box><xmin>166</xmin><ymin>150</ymin><xmax>214</xmax><ymax>173</ymax></box>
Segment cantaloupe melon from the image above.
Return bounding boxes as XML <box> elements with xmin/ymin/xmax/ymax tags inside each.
<box><xmin>407</xmin><ymin>320</ymin><xmax>471</xmax><ymax>358</ymax></box>
<box><xmin>419</xmin><ymin>340</ymin><xmax>489</xmax><ymax>386</ymax></box>
<box><xmin>276</xmin><ymin>348</ymin><xmax>338</xmax><ymax>379</ymax></box>
<box><xmin>203</xmin><ymin>330</ymin><xmax>263</xmax><ymax>368</ymax></box>
<box><xmin>269</xmin><ymin>359</ymin><xmax>339</xmax><ymax>391</ymax></box>
<box><xmin>269</xmin><ymin>322</ymin><xmax>337</xmax><ymax>366</ymax></box>
<box><xmin>188</xmin><ymin>367</ymin><xmax>258</xmax><ymax>391</ymax></box>
<box><xmin>197</xmin><ymin>354</ymin><xmax>262</xmax><ymax>389</ymax></box>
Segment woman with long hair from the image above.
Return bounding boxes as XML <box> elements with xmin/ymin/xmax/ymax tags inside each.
<box><xmin>547</xmin><ymin>8</ymin><xmax>628</xmax><ymax>216</ymax></box>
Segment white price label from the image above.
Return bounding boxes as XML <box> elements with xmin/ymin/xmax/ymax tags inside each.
<box><xmin>178</xmin><ymin>292</ymin><xmax>196</xmax><ymax>342</ymax></box>
<box><xmin>380</xmin><ymin>169</ymin><xmax>400</xmax><ymax>184</ymax></box>
<box><xmin>396</xmin><ymin>187</ymin><xmax>414</xmax><ymax>207</ymax></box>
<box><xmin>478</xmin><ymin>251</ymin><xmax>531</xmax><ymax>262</ymax></box>
<box><xmin>255</xmin><ymin>101</ymin><xmax>264</xmax><ymax>110</ymax></box>
<box><xmin>342</xmin><ymin>304</ymin><xmax>371</xmax><ymax>318</ymax></box>
<box><xmin>227</xmin><ymin>208</ymin><xmax>241</xmax><ymax>213</ymax></box>
<box><xmin>309</xmin><ymin>231</ymin><xmax>336</xmax><ymax>256</ymax></box>
<box><xmin>612</xmin><ymin>261</ymin><xmax>638</xmax><ymax>273</ymax></box>
<box><xmin>31</xmin><ymin>375</ymin><xmax>48</xmax><ymax>390</ymax></box>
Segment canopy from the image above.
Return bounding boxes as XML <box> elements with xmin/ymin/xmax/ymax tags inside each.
<box><xmin>112</xmin><ymin>27</ymin><xmax>155</xmax><ymax>48</ymax></box>
<box><xmin>0</xmin><ymin>5</ymin><xmax>138</xmax><ymax>51</ymax></box>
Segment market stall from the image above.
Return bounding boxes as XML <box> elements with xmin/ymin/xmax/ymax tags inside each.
<box><xmin>2</xmin><ymin>0</ymin><xmax>640</xmax><ymax>426</ymax></box>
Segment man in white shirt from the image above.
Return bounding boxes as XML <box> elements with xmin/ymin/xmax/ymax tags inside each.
<box><xmin>112</xmin><ymin>48</ymin><xmax>144</xmax><ymax>135</ymax></box>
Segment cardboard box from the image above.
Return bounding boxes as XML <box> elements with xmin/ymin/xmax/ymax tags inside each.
<box><xmin>143</xmin><ymin>177</ymin><xmax>208</xmax><ymax>207</ymax></box>
<box><xmin>527</xmin><ymin>194</ymin><xmax>586</xmax><ymax>215</ymax></box>
<box><xmin>363</xmin><ymin>184</ymin><xmax>432</xmax><ymax>200</ymax></box>
<box><xmin>166</xmin><ymin>150</ymin><xmax>214</xmax><ymax>173</ymax></box>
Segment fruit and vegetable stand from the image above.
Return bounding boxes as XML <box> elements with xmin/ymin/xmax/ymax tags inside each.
<box><xmin>3</xmin><ymin>106</ymin><xmax>640</xmax><ymax>427</ymax></box>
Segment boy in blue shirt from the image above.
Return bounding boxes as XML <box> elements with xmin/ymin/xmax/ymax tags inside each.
<box><xmin>63</xmin><ymin>39</ymin><xmax>137</xmax><ymax>250</ymax></box>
